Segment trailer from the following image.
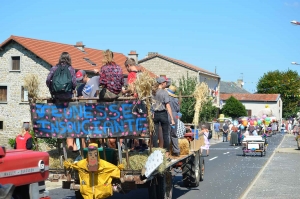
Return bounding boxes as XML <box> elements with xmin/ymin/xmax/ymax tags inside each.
<box><xmin>242</xmin><ymin>136</ymin><xmax>267</xmax><ymax>157</ymax></box>
<box><xmin>30</xmin><ymin>98</ymin><xmax>205</xmax><ymax>199</ymax></box>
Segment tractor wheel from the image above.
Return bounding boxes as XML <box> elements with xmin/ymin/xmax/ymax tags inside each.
<box><xmin>199</xmin><ymin>156</ymin><xmax>205</xmax><ymax>181</ymax></box>
<box><xmin>156</xmin><ymin>171</ymin><xmax>173</xmax><ymax>199</ymax></box>
<box><xmin>182</xmin><ymin>151</ymin><xmax>200</xmax><ymax>187</ymax></box>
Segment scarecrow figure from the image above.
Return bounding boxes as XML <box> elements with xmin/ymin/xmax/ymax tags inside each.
<box><xmin>64</xmin><ymin>143</ymin><xmax>124</xmax><ymax>199</ymax></box>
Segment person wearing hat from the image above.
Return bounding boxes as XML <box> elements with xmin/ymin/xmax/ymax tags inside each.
<box><xmin>166</xmin><ymin>85</ymin><xmax>180</xmax><ymax>156</ymax></box>
<box><xmin>76</xmin><ymin>70</ymin><xmax>100</xmax><ymax>98</ymax></box>
<box><xmin>14</xmin><ymin>123</ymin><xmax>33</xmax><ymax>150</ymax></box>
<box><xmin>152</xmin><ymin>77</ymin><xmax>175</xmax><ymax>156</ymax></box>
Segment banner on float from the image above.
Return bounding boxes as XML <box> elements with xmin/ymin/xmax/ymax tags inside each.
<box><xmin>30</xmin><ymin>100</ymin><xmax>148</xmax><ymax>138</ymax></box>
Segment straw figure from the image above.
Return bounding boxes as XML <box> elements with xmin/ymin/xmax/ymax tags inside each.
<box><xmin>134</xmin><ymin>71</ymin><xmax>156</xmax><ymax>134</ymax></box>
<box><xmin>192</xmin><ymin>82</ymin><xmax>209</xmax><ymax>126</ymax></box>
<box><xmin>24</xmin><ymin>74</ymin><xmax>39</xmax><ymax>103</ymax></box>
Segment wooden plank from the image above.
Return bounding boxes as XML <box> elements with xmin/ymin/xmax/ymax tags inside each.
<box><xmin>166</xmin><ymin>152</ymin><xmax>194</xmax><ymax>168</ymax></box>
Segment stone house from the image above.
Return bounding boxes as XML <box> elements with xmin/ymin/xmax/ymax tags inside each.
<box><xmin>220</xmin><ymin>93</ymin><xmax>282</xmax><ymax>122</ymax></box>
<box><xmin>137</xmin><ymin>52</ymin><xmax>221</xmax><ymax>107</ymax></box>
<box><xmin>0</xmin><ymin>35</ymin><xmax>152</xmax><ymax>147</ymax></box>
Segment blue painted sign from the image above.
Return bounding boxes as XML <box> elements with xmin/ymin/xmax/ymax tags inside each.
<box><xmin>30</xmin><ymin>100</ymin><xmax>149</xmax><ymax>138</ymax></box>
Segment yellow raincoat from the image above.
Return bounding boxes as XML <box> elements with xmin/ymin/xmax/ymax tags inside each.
<box><xmin>64</xmin><ymin>144</ymin><xmax>123</xmax><ymax>199</ymax></box>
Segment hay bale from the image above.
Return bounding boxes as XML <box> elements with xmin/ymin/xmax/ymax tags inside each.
<box><xmin>121</xmin><ymin>148</ymin><xmax>167</xmax><ymax>174</ymax></box>
<box><xmin>178</xmin><ymin>138</ymin><xmax>190</xmax><ymax>155</ymax></box>
<box><xmin>122</xmin><ymin>151</ymin><xmax>149</xmax><ymax>170</ymax></box>
<box><xmin>48</xmin><ymin>148</ymin><xmax>78</xmax><ymax>169</ymax></box>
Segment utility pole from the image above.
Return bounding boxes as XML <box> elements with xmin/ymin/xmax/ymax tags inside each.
<box><xmin>215</xmin><ymin>66</ymin><xmax>217</xmax><ymax>74</ymax></box>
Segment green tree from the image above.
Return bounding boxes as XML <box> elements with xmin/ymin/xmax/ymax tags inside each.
<box><xmin>221</xmin><ymin>96</ymin><xmax>247</xmax><ymax>118</ymax></box>
<box><xmin>256</xmin><ymin>69</ymin><xmax>300</xmax><ymax>118</ymax></box>
<box><xmin>199</xmin><ymin>100</ymin><xmax>218</xmax><ymax>122</ymax></box>
<box><xmin>178</xmin><ymin>74</ymin><xmax>217</xmax><ymax>123</ymax></box>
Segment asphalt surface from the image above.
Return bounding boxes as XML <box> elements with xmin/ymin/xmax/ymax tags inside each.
<box><xmin>48</xmin><ymin>134</ymin><xmax>283</xmax><ymax>199</ymax></box>
<box><xmin>243</xmin><ymin>134</ymin><xmax>300</xmax><ymax>199</ymax></box>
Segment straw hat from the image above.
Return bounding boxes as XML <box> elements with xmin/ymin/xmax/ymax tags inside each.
<box><xmin>166</xmin><ymin>85</ymin><xmax>177</xmax><ymax>97</ymax></box>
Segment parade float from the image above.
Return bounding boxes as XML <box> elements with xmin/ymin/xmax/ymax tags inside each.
<box><xmin>29</xmin><ymin>72</ymin><xmax>208</xmax><ymax>199</ymax></box>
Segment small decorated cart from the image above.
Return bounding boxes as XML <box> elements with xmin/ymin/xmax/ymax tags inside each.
<box><xmin>242</xmin><ymin>136</ymin><xmax>267</xmax><ymax>157</ymax></box>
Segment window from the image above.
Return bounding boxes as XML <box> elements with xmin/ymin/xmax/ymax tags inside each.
<box><xmin>0</xmin><ymin>86</ymin><xmax>7</xmax><ymax>102</ymax></box>
<box><xmin>0</xmin><ymin>121</ymin><xmax>3</xmax><ymax>130</ymax></box>
<box><xmin>83</xmin><ymin>58</ymin><xmax>96</xmax><ymax>66</ymax></box>
<box><xmin>11</xmin><ymin>56</ymin><xmax>20</xmax><ymax>70</ymax></box>
<box><xmin>246</xmin><ymin>109</ymin><xmax>252</xmax><ymax>117</ymax></box>
<box><xmin>21</xmin><ymin>86</ymin><xmax>28</xmax><ymax>102</ymax></box>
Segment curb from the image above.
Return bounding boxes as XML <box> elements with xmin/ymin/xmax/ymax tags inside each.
<box><xmin>239</xmin><ymin>134</ymin><xmax>286</xmax><ymax>199</ymax></box>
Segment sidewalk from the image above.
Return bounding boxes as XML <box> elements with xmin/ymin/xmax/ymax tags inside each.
<box><xmin>241</xmin><ymin>134</ymin><xmax>300</xmax><ymax>199</ymax></box>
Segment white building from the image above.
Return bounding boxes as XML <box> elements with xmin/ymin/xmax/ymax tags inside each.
<box><xmin>220</xmin><ymin>93</ymin><xmax>282</xmax><ymax>121</ymax></box>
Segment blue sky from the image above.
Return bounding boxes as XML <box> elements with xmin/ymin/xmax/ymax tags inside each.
<box><xmin>1</xmin><ymin>0</ymin><xmax>300</xmax><ymax>93</ymax></box>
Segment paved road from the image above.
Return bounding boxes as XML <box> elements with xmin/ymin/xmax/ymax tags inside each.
<box><xmin>243</xmin><ymin>134</ymin><xmax>300</xmax><ymax>199</ymax></box>
<box><xmin>48</xmin><ymin>134</ymin><xmax>283</xmax><ymax>199</ymax></box>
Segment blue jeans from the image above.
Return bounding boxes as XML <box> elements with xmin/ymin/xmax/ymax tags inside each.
<box><xmin>281</xmin><ymin>129</ymin><xmax>285</xmax><ymax>135</ymax></box>
<box><xmin>223</xmin><ymin>133</ymin><xmax>228</xmax><ymax>142</ymax></box>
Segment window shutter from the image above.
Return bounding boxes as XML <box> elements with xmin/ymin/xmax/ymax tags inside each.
<box><xmin>0</xmin><ymin>86</ymin><xmax>7</xmax><ymax>102</ymax></box>
<box><xmin>12</xmin><ymin>57</ymin><xmax>20</xmax><ymax>70</ymax></box>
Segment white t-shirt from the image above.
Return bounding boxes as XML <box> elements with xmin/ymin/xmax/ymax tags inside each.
<box><xmin>82</xmin><ymin>76</ymin><xmax>100</xmax><ymax>98</ymax></box>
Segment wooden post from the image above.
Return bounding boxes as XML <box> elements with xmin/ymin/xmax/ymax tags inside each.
<box><xmin>124</xmin><ymin>139</ymin><xmax>130</xmax><ymax>169</ymax></box>
<box><xmin>116</xmin><ymin>137</ymin><xmax>122</xmax><ymax>164</ymax></box>
<box><xmin>62</xmin><ymin>139</ymin><xmax>68</xmax><ymax>160</ymax></box>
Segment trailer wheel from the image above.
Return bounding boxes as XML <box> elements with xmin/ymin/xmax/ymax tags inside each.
<box><xmin>156</xmin><ymin>171</ymin><xmax>173</xmax><ymax>199</ymax></box>
<box><xmin>199</xmin><ymin>156</ymin><xmax>204</xmax><ymax>181</ymax></box>
<box><xmin>182</xmin><ymin>151</ymin><xmax>200</xmax><ymax>187</ymax></box>
<box><xmin>75</xmin><ymin>190</ymin><xmax>84</xmax><ymax>199</ymax></box>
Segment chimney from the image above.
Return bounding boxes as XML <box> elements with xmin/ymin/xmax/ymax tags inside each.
<box><xmin>148</xmin><ymin>52</ymin><xmax>158</xmax><ymax>57</ymax></box>
<box><xmin>236</xmin><ymin>79</ymin><xmax>244</xmax><ymax>88</ymax></box>
<box><xmin>74</xmin><ymin>41</ymin><xmax>85</xmax><ymax>52</ymax></box>
<box><xmin>128</xmin><ymin>50</ymin><xmax>139</xmax><ymax>64</ymax></box>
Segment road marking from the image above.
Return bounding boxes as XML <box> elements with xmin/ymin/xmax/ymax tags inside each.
<box><xmin>235</xmin><ymin>147</ymin><xmax>239</xmax><ymax>149</ymax></box>
<box><xmin>209</xmin><ymin>156</ymin><xmax>218</xmax><ymax>161</ymax></box>
<box><xmin>223</xmin><ymin>152</ymin><xmax>230</xmax><ymax>154</ymax></box>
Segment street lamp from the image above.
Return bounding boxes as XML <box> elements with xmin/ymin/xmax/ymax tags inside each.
<box><xmin>291</xmin><ymin>62</ymin><xmax>300</xmax><ymax>65</ymax></box>
<box><xmin>291</xmin><ymin>20</ymin><xmax>300</xmax><ymax>25</ymax></box>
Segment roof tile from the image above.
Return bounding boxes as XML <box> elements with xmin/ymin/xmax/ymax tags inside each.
<box><xmin>220</xmin><ymin>93</ymin><xmax>280</xmax><ymax>102</ymax></box>
<box><xmin>0</xmin><ymin>35</ymin><xmax>154</xmax><ymax>76</ymax></box>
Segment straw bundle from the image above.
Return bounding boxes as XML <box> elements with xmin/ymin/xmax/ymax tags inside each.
<box><xmin>134</xmin><ymin>71</ymin><xmax>156</xmax><ymax>134</ymax></box>
<box><xmin>24</xmin><ymin>74</ymin><xmax>39</xmax><ymax>102</ymax></box>
<box><xmin>178</xmin><ymin>138</ymin><xmax>190</xmax><ymax>155</ymax></box>
<box><xmin>192</xmin><ymin>82</ymin><xmax>209</xmax><ymax>126</ymax></box>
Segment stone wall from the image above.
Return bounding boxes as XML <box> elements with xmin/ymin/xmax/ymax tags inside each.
<box><xmin>0</xmin><ymin>41</ymin><xmax>52</xmax><ymax>147</ymax></box>
<box><xmin>139</xmin><ymin>57</ymin><xmax>198</xmax><ymax>84</ymax></box>
<box><xmin>139</xmin><ymin>57</ymin><xmax>220</xmax><ymax>107</ymax></box>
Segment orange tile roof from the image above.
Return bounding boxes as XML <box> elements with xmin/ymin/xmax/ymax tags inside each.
<box><xmin>220</xmin><ymin>93</ymin><xmax>280</xmax><ymax>102</ymax></box>
<box><xmin>0</xmin><ymin>35</ymin><xmax>154</xmax><ymax>76</ymax></box>
<box><xmin>138</xmin><ymin>53</ymin><xmax>219</xmax><ymax>77</ymax></box>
